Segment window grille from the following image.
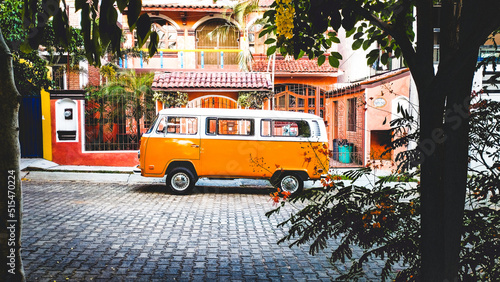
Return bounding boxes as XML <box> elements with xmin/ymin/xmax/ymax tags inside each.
<box><xmin>273</xmin><ymin>84</ymin><xmax>325</xmax><ymax>117</ymax></box>
<box><xmin>196</xmin><ymin>19</ymin><xmax>239</xmax><ymax>66</ymax></box>
<box><xmin>347</xmin><ymin>98</ymin><xmax>357</xmax><ymax>132</ymax></box>
<box><xmin>84</xmin><ymin>91</ymin><xmax>156</xmax><ymax>151</ymax></box>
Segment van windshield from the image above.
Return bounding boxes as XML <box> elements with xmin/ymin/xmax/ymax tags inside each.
<box><xmin>146</xmin><ymin>115</ymin><xmax>159</xmax><ymax>134</ymax></box>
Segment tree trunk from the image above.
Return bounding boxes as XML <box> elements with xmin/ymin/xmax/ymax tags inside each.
<box><xmin>0</xmin><ymin>28</ymin><xmax>26</xmax><ymax>282</ymax></box>
<box><xmin>418</xmin><ymin>50</ymin><xmax>478</xmax><ymax>281</ymax></box>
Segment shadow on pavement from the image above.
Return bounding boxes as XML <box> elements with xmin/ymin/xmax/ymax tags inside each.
<box><xmin>133</xmin><ymin>184</ymin><xmax>276</xmax><ymax>195</ymax></box>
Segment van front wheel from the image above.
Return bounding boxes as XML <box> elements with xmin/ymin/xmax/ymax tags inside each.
<box><xmin>278</xmin><ymin>173</ymin><xmax>304</xmax><ymax>195</ymax></box>
<box><xmin>166</xmin><ymin>168</ymin><xmax>195</xmax><ymax>194</ymax></box>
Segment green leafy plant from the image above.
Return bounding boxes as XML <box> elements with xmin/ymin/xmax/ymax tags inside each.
<box><xmin>208</xmin><ymin>0</ymin><xmax>266</xmax><ymax>71</ymax></box>
<box><xmin>267</xmin><ymin>97</ymin><xmax>500</xmax><ymax>280</ymax></box>
<box><xmin>152</xmin><ymin>91</ymin><xmax>188</xmax><ymax>108</ymax></box>
<box><xmin>237</xmin><ymin>91</ymin><xmax>273</xmax><ymax>109</ymax></box>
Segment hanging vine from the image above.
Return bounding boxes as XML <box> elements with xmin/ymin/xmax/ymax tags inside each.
<box><xmin>153</xmin><ymin>91</ymin><xmax>188</xmax><ymax>108</ymax></box>
<box><xmin>237</xmin><ymin>91</ymin><xmax>274</xmax><ymax>109</ymax></box>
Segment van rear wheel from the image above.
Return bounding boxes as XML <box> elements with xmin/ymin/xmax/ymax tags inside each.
<box><xmin>166</xmin><ymin>167</ymin><xmax>195</xmax><ymax>194</ymax></box>
<box><xmin>278</xmin><ymin>172</ymin><xmax>304</xmax><ymax>195</ymax></box>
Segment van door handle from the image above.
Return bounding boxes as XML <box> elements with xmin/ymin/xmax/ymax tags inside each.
<box><xmin>191</xmin><ymin>144</ymin><xmax>199</xmax><ymax>148</ymax></box>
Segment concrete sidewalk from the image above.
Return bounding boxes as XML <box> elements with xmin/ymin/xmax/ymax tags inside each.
<box><xmin>20</xmin><ymin>158</ymin><xmax>391</xmax><ymax>188</ymax></box>
<box><xmin>20</xmin><ymin>158</ymin><xmax>277</xmax><ymax>187</ymax></box>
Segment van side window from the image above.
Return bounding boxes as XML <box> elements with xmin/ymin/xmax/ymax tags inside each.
<box><xmin>261</xmin><ymin>120</ymin><xmax>311</xmax><ymax>137</ymax></box>
<box><xmin>218</xmin><ymin>119</ymin><xmax>254</xmax><ymax>136</ymax></box>
<box><xmin>157</xmin><ymin>116</ymin><xmax>198</xmax><ymax>135</ymax></box>
<box><xmin>207</xmin><ymin>118</ymin><xmax>217</xmax><ymax>135</ymax></box>
<box><xmin>311</xmin><ymin>120</ymin><xmax>321</xmax><ymax>137</ymax></box>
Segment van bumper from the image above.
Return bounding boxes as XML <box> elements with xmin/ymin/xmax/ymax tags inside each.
<box><xmin>133</xmin><ymin>165</ymin><xmax>142</xmax><ymax>174</ymax></box>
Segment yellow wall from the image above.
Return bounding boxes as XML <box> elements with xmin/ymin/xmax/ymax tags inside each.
<box><xmin>41</xmin><ymin>89</ymin><xmax>52</xmax><ymax>161</ymax></box>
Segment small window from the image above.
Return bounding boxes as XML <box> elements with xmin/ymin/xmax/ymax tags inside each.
<box><xmin>261</xmin><ymin>120</ymin><xmax>311</xmax><ymax>137</ymax></box>
<box><xmin>308</xmin><ymin>98</ymin><xmax>315</xmax><ymax>108</ymax></box>
<box><xmin>347</xmin><ymin>98</ymin><xmax>357</xmax><ymax>132</ymax></box>
<box><xmin>311</xmin><ymin>121</ymin><xmax>321</xmax><ymax>137</ymax></box>
<box><xmin>157</xmin><ymin>116</ymin><xmax>198</xmax><ymax>135</ymax></box>
<box><xmin>207</xmin><ymin>118</ymin><xmax>217</xmax><ymax>135</ymax></box>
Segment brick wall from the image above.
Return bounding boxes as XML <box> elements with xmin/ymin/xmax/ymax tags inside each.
<box><xmin>67</xmin><ymin>69</ymin><xmax>80</xmax><ymax>90</ymax></box>
<box><xmin>88</xmin><ymin>65</ymin><xmax>101</xmax><ymax>86</ymax></box>
<box><xmin>326</xmin><ymin>90</ymin><xmax>365</xmax><ymax>165</ymax></box>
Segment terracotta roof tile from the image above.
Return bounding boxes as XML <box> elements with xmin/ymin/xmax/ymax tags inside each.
<box><xmin>152</xmin><ymin>71</ymin><xmax>273</xmax><ymax>91</ymax></box>
<box><xmin>142</xmin><ymin>0</ymin><xmax>273</xmax><ymax>9</ymax></box>
<box><xmin>251</xmin><ymin>57</ymin><xmax>339</xmax><ymax>73</ymax></box>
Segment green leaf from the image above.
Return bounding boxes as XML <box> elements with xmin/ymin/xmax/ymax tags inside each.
<box><xmin>116</xmin><ymin>0</ymin><xmax>129</xmax><ymax>13</ymax></box>
<box><xmin>148</xmin><ymin>31</ymin><xmax>159</xmax><ymax>57</ymax></box>
<box><xmin>329</xmin><ymin>55</ymin><xmax>340</xmax><ymax>68</ymax></box>
<box><xmin>53</xmin><ymin>10</ymin><xmax>69</xmax><ymax>47</ymax></box>
<box><xmin>259</xmin><ymin>26</ymin><xmax>273</xmax><ymax>38</ymax></box>
<box><xmin>267</xmin><ymin>45</ymin><xmax>276</xmax><ymax>56</ymax></box>
<box><xmin>381</xmin><ymin>53</ymin><xmax>389</xmax><ymax>65</ymax></box>
<box><xmin>44</xmin><ymin>0</ymin><xmax>61</xmax><ymax>16</ymax></box>
<box><xmin>136</xmin><ymin>13</ymin><xmax>151</xmax><ymax>46</ymax></box>
<box><xmin>296</xmin><ymin>50</ymin><xmax>305</xmax><ymax>59</ymax></box>
<box><xmin>264</xmin><ymin>38</ymin><xmax>276</xmax><ymax>45</ymax></box>
<box><xmin>127</xmin><ymin>0</ymin><xmax>142</xmax><ymax>30</ymax></box>
<box><xmin>362</xmin><ymin>39</ymin><xmax>372</xmax><ymax>51</ymax></box>
<box><xmin>318</xmin><ymin>55</ymin><xmax>326</xmax><ymax>66</ymax></box>
<box><xmin>353</xmin><ymin>32</ymin><xmax>363</xmax><ymax>40</ymax></box>
<box><xmin>352</xmin><ymin>39</ymin><xmax>363</xmax><ymax>50</ymax></box>
<box><xmin>331</xmin><ymin>36</ymin><xmax>340</xmax><ymax>44</ymax></box>
<box><xmin>345</xmin><ymin>27</ymin><xmax>356</xmax><ymax>38</ymax></box>
<box><xmin>330</xmin><ymin>51</ymin><xmax>342</xmax><ymax>60</ymax></box>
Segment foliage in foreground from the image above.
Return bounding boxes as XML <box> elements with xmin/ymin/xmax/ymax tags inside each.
<box><xmin>267</xmin><ymin>98</ymin><xmax>500</xmax><ymax>280</ymax></box>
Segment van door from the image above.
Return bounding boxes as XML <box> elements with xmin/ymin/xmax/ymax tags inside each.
<box><xmin>144</xmin><ymin>116</ymin><xmax>200</xmax><ymax>176</ymax></box>
<box><xmin>200</xmin><ymin>117</ymin><xmax>259</xmax><ymax>178</ymax></box>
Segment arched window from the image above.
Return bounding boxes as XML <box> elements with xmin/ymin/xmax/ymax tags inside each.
<box><xmin>274</xmin><ymin>84</ymin><xmax>325</xmax><ymax>117</ymax></box>
<box><xmin>196</xmin><ymin>19</ymin><xmax>239</xmax><ymax>65</ymax></box>
<box><xmin>134</xmin><ymin>17</ymin><xmax>177</xmax><ymax>49</ymax></box>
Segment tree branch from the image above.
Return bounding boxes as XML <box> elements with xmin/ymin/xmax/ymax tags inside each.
<box><xmin>350</xmin><ymin>5</ymin><xmax>418</xmax><ymax>78</ymax></box>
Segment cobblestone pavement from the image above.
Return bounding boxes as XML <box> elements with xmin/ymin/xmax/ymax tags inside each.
<box><xmin>22</xmin><ymin>180</ymin><xmax>398</xmax><ymax>281</ymax></box>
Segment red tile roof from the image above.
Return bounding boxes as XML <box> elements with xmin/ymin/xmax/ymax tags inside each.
<box><xmin>251</xmin><ymin>57</ymin><xmax>340</xmax><ymax>74</ymax></box>
<box><xmin>142</xmin><ymin>0</ymin><xmax>273</xmax><ymax>9</ymax></box>
<box><xmin>152</xmin><ymin>71</ymin><xmax>273</xmax><ymax>91</ymax></box>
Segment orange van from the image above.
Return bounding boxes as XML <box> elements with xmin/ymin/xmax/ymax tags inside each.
<box><xmin>138</xmin><ymin>108</ymin><xmax>329</xmax><ymax>194</ymax></box>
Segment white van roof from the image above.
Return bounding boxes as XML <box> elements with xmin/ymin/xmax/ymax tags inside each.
<box><xmin>158</xmin><ymin>108</ymin><xmax>322</xmax><ymax>120</ymax></box>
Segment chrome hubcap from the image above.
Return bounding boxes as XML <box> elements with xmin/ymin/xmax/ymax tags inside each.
<box><xmin>171</xmin><ymin>173</ymin><xmax>189</xmax><ymax>191</ymax></box>
<box><xmin>281</xmin><ymin>176</ymin><xmax>299</xmax><ymax>193</ymax></box>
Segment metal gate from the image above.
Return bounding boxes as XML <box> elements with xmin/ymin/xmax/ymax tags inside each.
<box><xmin>19</xmin><ymin>96</ymin><xmax>43</xmax><ymax>157</ymax></box>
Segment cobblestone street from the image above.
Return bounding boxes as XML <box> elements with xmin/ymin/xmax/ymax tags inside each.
<box><xmin>21</xmin><ymin>180</ymin><xmax>395</xmax><ymax>281</ymax></box>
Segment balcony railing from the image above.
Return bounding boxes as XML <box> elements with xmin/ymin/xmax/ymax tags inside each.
<box><xmin>119</xmin><ymin>49</ymin><xmax>243</xmax><ymax>70</ymax></box>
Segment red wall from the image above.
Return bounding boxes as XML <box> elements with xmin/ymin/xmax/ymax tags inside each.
<box><xmin>50</xmin><ymin>99</ymin><xmax>139</xmax><ymax>167</ymax></box>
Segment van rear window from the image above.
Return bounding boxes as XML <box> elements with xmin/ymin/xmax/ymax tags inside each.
<box><xmin>261</xmin><ymin>120</ymin><xmax>311</xmax><ymax>137</ymax></box>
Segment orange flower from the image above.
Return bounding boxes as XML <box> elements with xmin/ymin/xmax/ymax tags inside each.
<box><xmin>373</xmin><ymin>222</ymin><xmax>381</xmax><ymax>228</ymax></box>
<box><xmin>382</xmin><ymin>216</ymin><xmax>387</xmax><ymax>221</ymax></box>
<box><xmin>370</xmin><ymin>210</ymin><xmax>381</xmax><ymax>215</ymax></box>
<box><xmin>282</xmin><ymin>191</ymin><xmax>291</xmax><ymax>200</ymax></box>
